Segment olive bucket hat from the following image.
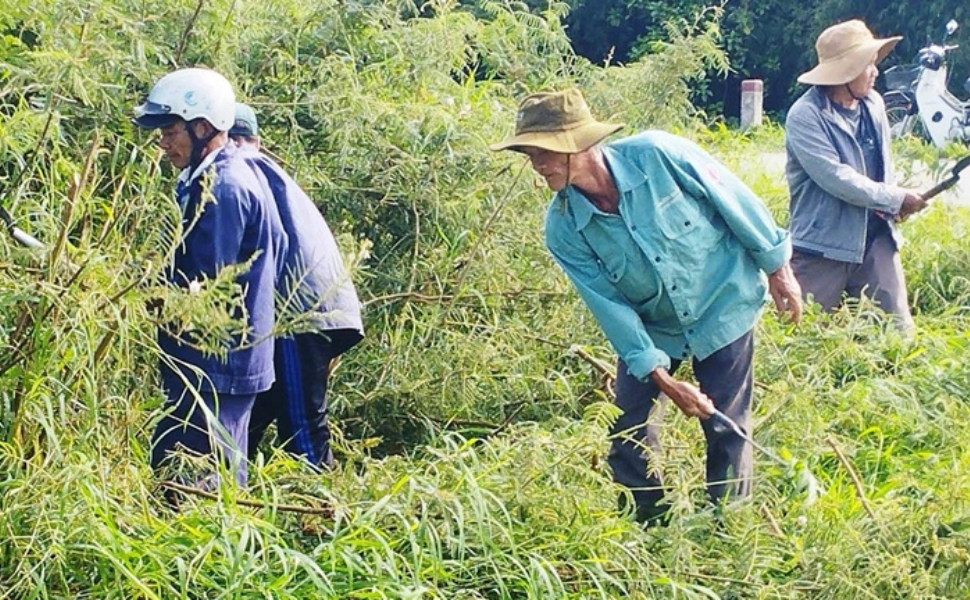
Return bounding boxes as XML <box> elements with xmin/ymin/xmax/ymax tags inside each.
<box><xmin>798</xmin><ymin>20</ymin><xmax>902</xmax><ymax>86</ymax></box>
<box><xmin>489</xmin><ymin>88</ymin><xmax>623</xmax><ymax>154</ymax></box>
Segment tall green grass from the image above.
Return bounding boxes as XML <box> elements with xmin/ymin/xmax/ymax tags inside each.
<box><xmin>2</xmin><ymin>0</ymin><xmax>970</xmax><ymax>597</ymax></box>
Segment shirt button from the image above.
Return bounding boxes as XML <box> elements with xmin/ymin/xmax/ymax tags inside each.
<box><xmin>654</xmin><ymin>256</ymin><xmax>661</xmax><ymax>262</ymax></box>
<box><xmin>684</xmin><ymin>220</ymin><xmax>691</xmax><ymax>227</ymax></box>
<box><xmin>687</xmin><ymin>329</ymin><xmax>694</xmax><ymax>334</ymax></box>
<box><xmin>631</xmin><ymin>225</ymin><xmax>638</xmax><ymax>231</ymax></box>
<box><xmin>681</xmin><ymin>352</ymin><xmax>689</xmax><ymax>358</ymax></box>
<box><xmin>682</xmin><ymin>311</ymin><xmax>689</xmax><ymax>317</ymax></box>
<box><xmin>670</xmin><ymin>284</ymin><xmax>677</xmax><ymax>291</ymax></box>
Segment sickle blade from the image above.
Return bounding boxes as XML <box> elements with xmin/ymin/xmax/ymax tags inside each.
<box><xmin>951</xmin><ymin>154</ymin><xmax>970</xmax><ymax>177</ymax></box>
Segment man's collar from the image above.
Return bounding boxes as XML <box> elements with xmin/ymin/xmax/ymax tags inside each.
<box><xmin>177</xmin><ymin>142</ymin><xmax>231</xmax><ymax>185</ymax></box>
<box><xmin>564</xmin><ymin>145</ymin><xmax>647</xmax><ymax>231</ymax></box>
<box><xmin>601</xmin><ymin>145</ymin><xmax>647</xmax><ymax>193</ymax></box>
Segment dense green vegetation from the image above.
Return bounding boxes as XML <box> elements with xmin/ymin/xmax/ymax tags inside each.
<box><xmin>491</xmin><ymin>0</ymin><xmax>970</xmax><ymax>115</ymax></box>
<box><xmin>2</xmin><ymin>0</ymin><xmax>970</xmax><ymax>597</ymax></box>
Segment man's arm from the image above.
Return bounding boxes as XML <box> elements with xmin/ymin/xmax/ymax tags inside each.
<box><xmin>650</xmin><ymin>366</ymin><xmax>714</xmax><ymax>417</ymax></box>
<box><xmin>767</xmin><ymin>262</ymin><xmax>803</xmax><ymax>323</ymax></box>
<box><xmin>545</xmin><ymin>217</ymin><xmax>670</xmax><ymax>382</ymax></box>
<box><xmin>786</xmin><ymin>105</ymin><xmax>906</xmax><ymax>213</ymax></box>
<box><xmin>657</xmin><ymin>136</ymin><xmax>789</xmax><ymax>270</ymax></box>
<box><xmin>654</xmin><ymin>134</ymin><xmax>803</xmax><ymax>322</ymax></box>
<box><xmin>549</xmin><ymin>231</ymin><xmax>716</xmax><ymax>416</ymax></box>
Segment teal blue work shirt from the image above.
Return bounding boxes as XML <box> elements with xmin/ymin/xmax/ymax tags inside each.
<box><xmin>544</xmin><ymin>131</ymin><xmax>791</xmax><ymax>382</ymax></box>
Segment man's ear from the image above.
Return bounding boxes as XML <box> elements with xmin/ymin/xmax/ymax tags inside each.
<box><xmin>189</xmin><ymin>119</ymin><xmax>217</xmax><ymax>138</ymax></box>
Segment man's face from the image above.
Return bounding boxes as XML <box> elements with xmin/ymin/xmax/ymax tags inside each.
<box><xmin>157</xmin><ymin>121</ymin><xmax>194</xmax><ymax>169</ymax></box>
<box><xmin>230</xmin><ymin>135</ymin><xmax>260</xmax><ymax>151</ymax></box>
<box><xmin>522</xmin><ymin>147</ymin><xmax>570</xmax><ymax>191</ymax></box>
<box><xmin>847</xmin><ymin>58</ymin><xmax>878</xmax><ymax>98</ymax></box>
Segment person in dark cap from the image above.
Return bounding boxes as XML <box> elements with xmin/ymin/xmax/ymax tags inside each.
<box><xmin>229</xmin><ymin>102</ymin><xmax>261</xmax><ymax>150</ymax></box>
<box><xmin>227</xmin><ymin>101</ymin><xmax>364</xmax><ymax>469</ymax></box>
<box><xmin>491</xmin><ymin>88</ymin><xmax>802</xmax><ymax>524</ymax></box>
<box><xmin>785</xmin><ymin>20</ymin><xmax>927</xmax><ymax>331</ymax></box>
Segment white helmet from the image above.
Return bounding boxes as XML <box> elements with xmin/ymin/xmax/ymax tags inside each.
<box><xmin>133</xmin><ymin>68</ymin><xmax>236</xmax><ymax>131</ymax></box>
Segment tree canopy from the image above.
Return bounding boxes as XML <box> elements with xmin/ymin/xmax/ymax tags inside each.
<box><xmin>502</xmin><ymin>0</ymin><xmax>970</xmax><ymax>117</ymax></box>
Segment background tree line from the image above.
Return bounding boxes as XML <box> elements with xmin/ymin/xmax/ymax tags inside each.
<box><xmin>470</xmin><ymin>0</ymin><xmax>970</xmax><ymax>119</ymax></box>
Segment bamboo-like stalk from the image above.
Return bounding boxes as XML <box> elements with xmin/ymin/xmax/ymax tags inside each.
<box><xmin>759</xmin><ymin>503</ymin><xmax>786</xmax><ymax>539</ymax></box>
<box><xmin>827</xmin><ymin>435</ymin><xmax>876</xmax><ymax>520</ymax></box>
<box><xmin>174</xmin><ymin>0</ymin><xmax>207</xmax><ymax>66</ymax></box>
<box><xmin>161</xmin><ymin>480</ymin><xmax>334</xmax><ymax>517</ymax></box>
<box><xmin>48</xmin><ymin>131</ymin><xmax>100</xmax><ymax>279</ymax></box>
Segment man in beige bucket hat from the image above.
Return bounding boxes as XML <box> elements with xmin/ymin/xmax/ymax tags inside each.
<box><xmin>785</xmin><ymin>20</ymin><xmax>926</xmax><ymax>331</ymax></box>
<box><xmin>492</xmin><ymin>88</ymin><xmax>802</xmax><ymax>524</ymax></box>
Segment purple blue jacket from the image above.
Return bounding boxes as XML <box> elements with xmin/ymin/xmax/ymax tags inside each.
<box><xmin>240</xmin><ymin>150</ymin><xmax>364</xmax><ymax>353</ymax></box>
<box><xmin>159</xmin><ymin>143</ymin><xmax>288</xmax><ymax>395</ymax></box>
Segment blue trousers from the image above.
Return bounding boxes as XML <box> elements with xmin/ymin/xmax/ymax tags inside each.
<box><xmin>150</xmin><ymin>384</ymin><xmax>255</xmax><ymax>488</ymax></box>
<box><xmin>610</xmin><ymin>329</ymin><xmax>754</xmax><ymax>521</ymax></box>
<box><xmin>249</xmin><ymin>332</ymin><xmax>352</xmax><ymax>467</ymax></box>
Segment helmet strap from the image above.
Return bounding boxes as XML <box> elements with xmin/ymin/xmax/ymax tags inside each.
<box><xmin>185</xmin><ymin>119</ymin><xmax>220</xmax><ymax>171</ymax></box>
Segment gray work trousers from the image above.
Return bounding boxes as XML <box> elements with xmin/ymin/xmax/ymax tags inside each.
<box><xmin>609</xmin><ymin>330</ymin><xmax>754</xmax><ymax>521</ymax></box>
<box><xmin>791</xmin><ymin>232</ymin><xmax>914</xmax><ymax>332</ymax></box>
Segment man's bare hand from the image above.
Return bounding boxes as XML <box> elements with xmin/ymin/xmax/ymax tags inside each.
<box><xmin>651</xmin><ymin>368</ymin><xmax>714</xmax><ymax>418</ymax></box>
<box><xmin>897</xmin><ymin>191</ymin><xmax>928</xmax><ymax>222</ymax></box>
<box><xmin>768</xmin><ymin>262</ymin><xmax>802</xmax><ymax>324</ymax></box>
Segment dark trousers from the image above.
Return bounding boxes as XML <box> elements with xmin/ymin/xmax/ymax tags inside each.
<box><xmin>609</xmin><ymin>330</ymin><xmax>754</xmax><ymax>520</ymax></box>
<box><xmin>150</xmin><ymin>385</ymin><xmax>255</xmax><ymax>488</ymax></box>
<box><xmin>249</xmin><ymin>332</ymin><xmax>344</xmax><ymax>467</ymax></box>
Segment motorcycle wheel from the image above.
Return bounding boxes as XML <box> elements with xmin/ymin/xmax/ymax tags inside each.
<box><xmin>886</xmin><ymin>103</ymin><xmax>917</xmax><ymax>139</ymax></box>
<box><xmin>885</xmin><ymin>94</ymin><xmax>927</xmax><ymax>141</ymax></box>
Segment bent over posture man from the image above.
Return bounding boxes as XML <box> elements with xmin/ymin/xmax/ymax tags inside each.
<box><xmin>491</xmin><ymin>89</ymin><xmax>802</xmax><ymax>523</ymax></box>
<box><xmin>229</xmin><ymin>102</ymin><xmax>364</xmax><ymax>468</ymax></box>
<box><xmin>786</xmin><ymin>20</ymin><xmax>926</xmax><ymax>331</ymax></box>
<box><xmin>134</xmin><ymin>68</ymin><xmax>287</xmax><ymax>489</ymax></box>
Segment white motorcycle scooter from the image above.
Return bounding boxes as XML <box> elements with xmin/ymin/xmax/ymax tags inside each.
<box><xmin>884</xmin><ymin>19</ymin><xmax>970</xmax><ymax>147</ymax></box>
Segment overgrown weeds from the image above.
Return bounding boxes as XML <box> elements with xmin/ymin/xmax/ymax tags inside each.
<box><xmin>2</xmin><ymin>0</ymin><xmax>970</xmax><ymax>597</ymax></box>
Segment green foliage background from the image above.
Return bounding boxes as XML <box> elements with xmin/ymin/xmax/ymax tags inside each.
<box><xmin>502</xmin><ymin>0</ymin><xmax>970</xmax><ymax>116</ymax></box>
<box><xmin>1</xmin><ymin>0</ymin><xmax>970</xmax><ymax>598</ymax></box>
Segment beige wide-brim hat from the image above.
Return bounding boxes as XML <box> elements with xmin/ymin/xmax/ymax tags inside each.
<box><xmin>798</xmin><ymin>19</ymin><xmax>902</xmax><ymax>86</ymax></box>
<box><xmin>489</xmin><ymin>88</ymin><xmax>623</xmax><ymax>154</ymax></box>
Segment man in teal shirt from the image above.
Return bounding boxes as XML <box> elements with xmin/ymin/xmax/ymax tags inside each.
<box><xmin>491</xmin><ymin>89</ymin><xmax>802</xmax><ymax>524</ymax></box>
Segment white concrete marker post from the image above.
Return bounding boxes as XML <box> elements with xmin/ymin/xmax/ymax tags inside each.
<box><xmin>741</xmin><ymin>79</ymin><xmax>763</xmax><ymax>131</ymax></box>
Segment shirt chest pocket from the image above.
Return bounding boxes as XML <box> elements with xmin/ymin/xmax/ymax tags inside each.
<box><xmin>655</xmin><ymin>189</ymin><xmax>701</xmax><ymax>239</ymax></box>
<box><xmin>600</xmin><ymin>252</ymin><xmax>627</xmax><ymax>285</ymax></box>
<box><xmin>598</xmin><ymin>252</ymin><xmax>660</xmax><ymax>306</ymax></box>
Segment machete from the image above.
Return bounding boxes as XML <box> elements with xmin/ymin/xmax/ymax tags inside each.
<box><xmin>923</xmin><ymin>154</ymin><xmax>970</xmax><ymax>202</ymax></box>
<box><xmin>0</xmin><ymin>155</ymin><xmax>44</xmax><ymax>249</ymax></box>
<box><xmin>0</xmin><ymin>204</ymin><xmax>43</xmax><ymax>249</ymax></box>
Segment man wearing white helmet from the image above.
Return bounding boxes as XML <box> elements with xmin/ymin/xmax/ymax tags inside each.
<box><xmin>133</xmin><ymin>68</ymin><xmax>288</xmax><ymax>494</ymax></box>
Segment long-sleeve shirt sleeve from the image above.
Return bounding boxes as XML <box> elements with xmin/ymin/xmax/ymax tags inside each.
<box><xmin>657</xmin><ymin>136</ymin><xmax>791</xmax><ymax>275</ymax></box>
